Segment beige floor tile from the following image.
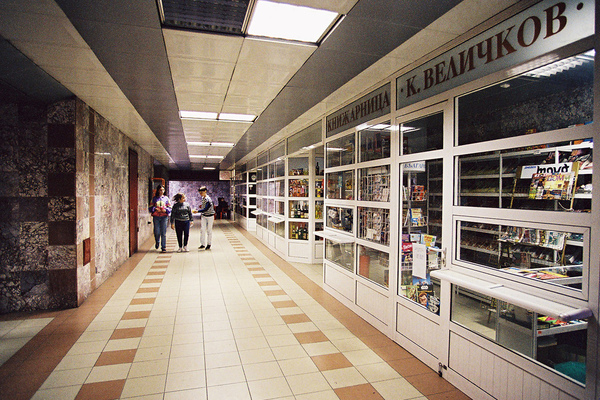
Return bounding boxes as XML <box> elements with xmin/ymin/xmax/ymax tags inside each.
<box><xmin>265</xmin><ymin>333</ymin><xmax>300</xmax><ymax>347</ymax></box>
<box><xmin>203</xmin><ymin>339</ymin><xmax>237</xmax><ymax>355</ymax></box>
<box><xmin>239</xmin><ymin>348</ymin><xmax>276</xmax><ymax>365</ymax></box>
<box><xmin>243</xmin><ymin>361</ymin><xmax>283</xmax><ymax>381</ymax></box>
<box><xmin>139</xmin><ymin>334</ymin><xmax>173</xmax><ymax>348</ymax></box>
<box><xmin>207</xmin><ymin>382</ymin><xmax>250</xmax><ymax>400</ymax></box>
<box><xmin>206</xmin><ymin>365</ymin><xmax>246</xmax><ymax>387</ymax></box>
<box><xmin>55</xmin><ymin>353</ymin><xmax>100</xmax><ymax>371</ymax></box>
<box><xmin>86</xmin><ymin>363</ymin><xmax>131</xmax><ymax>383</ymax></box>
<box><xmin>164</xmin><ymin>388</ymin><xmax>207</xmax><ymax>400</ymax></box>
<box><xmin>356</xmin><ymin>362</ymin><xmax>401</xmax><ymax>383</ymax></box>
<box><xmin>322</xmin><ymin>366</ymin><xmax>368</xmax><ymax>389</ymax></box>
<box><xmin>271</xmin><ymin>344</ymin><xmax>309</xmax><ymax>360</ymax></box>
<box><xmin>235</xmin><ymin>335</ymin><xmax>269</xmax><ymax>351</ymax></box>
<box><xmin>371</xmin><ymin>378</ymin><xmax>424</xmax><ymax>400</ymax></box>
<box><xmin>332</xmin><ymin>337</ymin><xmax>369</xmax><ymax>352</ymax></box>
<box><xmin>40</xmin><ymin>368</ymin><xmax>92</xmax><ymax>389</ymax></box>
<box><xmin>129</xmin><ymin>358</ymin><xmax>170</xmax><ymax>378</ymax></box>
<box><xmin>343</xmin><ymin>349</ymin><xmax>384</xmax><ymax>366</ymax></box>
<box><xmin>134</xmin><ymin>345</ymin><xmax>171</xmax><ymax>362</ymax></box>
<box><xmin>168</xmin><ymin>355</ymin><xmax>205</xmax><ymax>374</ymax></box>
<box><xmin>171</xmin><ymin>342</ymin><xmax>204</xmax><ymax>358</ymax></box>
<box><xmin>302</xmin><ymin>341</ymin><xmax>339</xmax><ymax>357</ymax></box>
<box><xmin>165</xmin><ymin>369</ymin><xmax>206</xmax><ymax>392</ymax></box>
<box><xmin>31</xmin><ymin>385</ymin><xmax>81</xmax><ymax>400</ymax></box>
<box><xmin>203</xmin><ymin>329</ymin><xmax>234</xmax><ymax>343</ymax></box>
<box><xmin>120</xmin><ymin>374</ymin><xmax>167</xmax><ymax>398</ymax></box>
<box><xmin>205</xmin><ymin>351</ymin><xmax>242</xmax><ymax>369</ymax></box>
<box><xmin>287</xmin><ymin>321</ymin><xmax>319</xmax><ymax>334</ymax></box>
<box><xmin>247</xmin><ymin>376</ymin><xmax>293</xmax><ymax>400</ymax></box>
<box><xmin>286</xmin><ymin>371</ymin><xmax>331</xmax><ymax>395</ymax></box>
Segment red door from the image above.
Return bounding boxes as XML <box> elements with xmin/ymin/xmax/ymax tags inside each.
<box><xmin>128</xmin><ymin>149</ymin><xmax>138</xmax><ymax>256</ymax></box>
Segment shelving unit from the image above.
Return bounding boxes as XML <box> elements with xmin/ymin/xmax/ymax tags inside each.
<box><xmin>233</xmin><ymin>171</ymin><xmax>257</xmax><ymax>231</ymax></box>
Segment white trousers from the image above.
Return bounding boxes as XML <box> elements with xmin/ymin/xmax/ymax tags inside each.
<box><xmin>200</xmin><ymin>215</ymin><xmax>214</xmax><ymax>246</ymax></box>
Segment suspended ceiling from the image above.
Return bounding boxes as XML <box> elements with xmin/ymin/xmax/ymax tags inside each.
<box><xmin>0</xmin><ymin>0</ymin><xmax>520</xmax><ymax>171</ymax></box>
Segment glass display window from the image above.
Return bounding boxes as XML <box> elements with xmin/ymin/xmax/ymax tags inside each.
<box><xmin>289</xmin><ymin>200</ymin><xmax>309</xmax><ymax>219</ymax></box>
<box><xmin>357</xmin><ymin>244</ymin><xmax>389</xmax><ymax>288</ymax></box>
<box><xmin>315</xmin><ymin>222</ymin><xmax>324</xmax><ymax>241</ymax></box>
<box><xmin>268</xmin><ymin>163</ymin><xmax>275</xmax><ymax>179</ymax></box>
<box><xmin>358</xmin><ymin>207</ymin><xmax>390</xmax><ymax>246</ymax></box>
<box><xmin>315</xmin><ymin>200</ymin><xmax>323</xmax><ymax>220</ymax></box>
<box><xmin>326</xmin><ymin>133</ymin><xmax>355</xmax><ymax>168</ymax></box>
<box><xmin>325</xmin><ymin>239</ymin><xmax>354</xmax><ymax>272</ymax></box>
<box><xmin>248</xmin><ymin>183</ymin><xmax>256</xmax><ymax>195</ymax></box>
<box><xmin>456</xmin><ymin>219</ymin><xmax>587</xmax><ymax>294</ymax></box>
<box><xmin>315</xmin><ymin>156</ymin><xmax>324</xmax><ymax>176</ymax></box>
<box><xmin>257</xmin><ymin>213</ymin><xmax>267</xmax><ymax>228</ymax></box>
<box><xmin>358</xmin><ymin>165</ymin><xmax>390</xmax><ymax>202</ymax></box>
<box><xmin>457</xmin><ymin>49</ymin><xmax>594</xmax><ymax>146</ymax></box>
<box><xmin>359</xmin><ymin>121</ymin><xmax>391</xmax><ymax>162</ymax></box>
<box><xmin>315</xmin><ymin>179</ymin><xmax>324</xmax><ymax>198</ymax></box>
<box><xmin>451</xmin><ymin>285</ymin><xmax>588</xmax><ymax>386</ymax></box>
<box><xmin>268</xmin><ymin>219</ymin><xmax>285</xmax><ymax>237</ymax></box>
<box><xmin>326</xmin><ymin>206</ymin><xmax>353</xmax><ymax>233</ymax></box>
<box><xmin>289</xmin><ymin>179</ymin><xmax>309</xmax><ymax>197</ymax></box>
<box><xmin>458</xmin><ymin>139</ymin><xmax>592</xmax><ymax>211</ymax></box>
<box><xmin>276</xmin><ymin>200</ymin><xmax>284</xmax><ymax>216</ymax></box>
<box><xmin>268</xmin><ymin>181</ymin><xmax>275</xmax><ymax>197</ymax></box>
<box><xmin>401</xmin><ymin>113</ymin><xmax>443</xmax><ymax>155</ymax></box>
<box><xmin>289</xmin><ymin>157</ymin><xmax>309</xmax><ymax>176</ymax></box>
<box><xmin>275</xmin><ymin>160</ymin><xmax>285</xmax><ymax>177</ymax></box>
<box><xmin>267</xmin><ymin>199</ymin><xmax>275</xmax><ymax>214</ymax></box>
<box><xmin>326</xmin><ymin>170</ymin><xmax>354</xmax><ymax>200</ymax></box>
<box><xmin>289</xmin><ymin>221</ymin><xmax>309</xmax><ymax>240</ymax></box>
<box><xmin>401</xmin><ymin>159</ymin><xmax>443</xmax><ymax>243</ymax></box>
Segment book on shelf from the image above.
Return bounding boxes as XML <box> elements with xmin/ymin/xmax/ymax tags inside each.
<box><xmin>411</xmin><ymin>185</ymin><xmax>426</xmax><ymax>201</ymax></box>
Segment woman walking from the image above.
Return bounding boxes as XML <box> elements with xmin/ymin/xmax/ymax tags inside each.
<box><xmin>170</xmin><ymin>193</ymin><xmax>194</xmax><ymax>252</ymax></box>
<box><xmin>149</xmin><ymin>185</ymin><xmax>171</xmax><ymax>252</ymax></box>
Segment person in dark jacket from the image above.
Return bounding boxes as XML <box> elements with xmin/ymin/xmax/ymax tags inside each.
<box><xmin>148</xmin><ymin>185</ymin><xmax>171</xmax><ymax>252</ymax></box>
<box><xmin>170</xmin><ymin>193</ymin><xmax>194</xmax><ymax>252</ymax></box>
<box><xmin>197</xmin><ymin>186</ymin><xmax>215</xmax><ymax>250</ymax></box>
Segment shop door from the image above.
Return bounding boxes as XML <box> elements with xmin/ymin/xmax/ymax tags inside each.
<box><xmin>128</xmin><ymin>149</ymin><xmax>138</xmax><ymax>256</ymax></box>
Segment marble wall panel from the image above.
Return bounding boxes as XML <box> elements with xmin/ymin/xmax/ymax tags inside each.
<box><xmin>169</xmin><ymin>181</ymin><xmax>231</xmax><ymax>211</ymax></box>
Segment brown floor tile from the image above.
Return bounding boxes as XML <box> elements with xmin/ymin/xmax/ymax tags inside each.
<box><xmin>281</xmin><ymin>314</ymin><xmax>311</xmax><ymax>324</ymax></box>
<box><xmin>258</xmin><ymin>281</ymin><xmax>277</xmax><ymax>286</ymax></box>
<box><xmin>0</xmin><ymin>373</ymin><xmax>47</xmax><ymax>400</ymax></box>
<box><xmin>252</xmin><ymin>273</ymin><xmax>271</xmax><ymax>278</ymax></box>
<box><xmin>137</xmin><ymin>287</ymin><xmax>159</xmax><ymax>293</ymax></box>
<box><xmin>142</xmin><ymin>278</ymin><xmax>163</xmax><ymax>284</ymax></box>
<box><xmin>146</xmin><ymin>271</ymin><xmax>165</xmax><ymax>275</ymax></box>
<box><xmin>265</xmin><ymin>290</ymin><xmax>286</xmax><ymax>296</ymax></box>
<box><xmin>271</xmin><ymin>300</ymin><xmax>297</xmax><ymax>308</ymax></box>
<box><xmin>311</xmin><ymin>353</ymin><xmax>353</xmax><ymax>371</ymax></box>
<box><xmin>372</xmin><ymin>344</ymin><xmax>413</xmax><ymax>361</ymax></box>
<box><xmin>121</xmin><ymin>311</ymin><xmax>151</xmax><ymax>320</ymax></box>
<box><xmin>360</xmin><ymin>333</ymin><xmax>394</xmax><ymax>350</ymax></box>
<box><xmin>334</xmin><ymin>383</ymin><xmax>384</xmax><ymax>400</ymax></box>
<box><xmin>75</xmin><ymin>379</ymin><xmax>126</xmax><ymax>400</ymax></box>
<box><xmin>427</xmin><ymin>389</ymin><xmax>472</xmax><ymax>400</ymax></box>
<box><xmin>110</xmin><ymin>327</ymin><xmax>145</xmax><ymax>340</ymax></box>
<box><xmin>406</xmin><ymin>372</ymin><xmax>456</xmax><ymax>396</ymax></box>
<box><xmin>15</xmin><ymin>355</ymin><xmax>63</xmax><ymax>376</ymax></box>
<box><xmin>244</xmin><ymin>261</ymin><xmax>260</xmax><ymax>265</ymax></box>
<box><xmin>95</xmin><ymin>349</ymin><xmax>136</xmax><ymax>366</ymax></box>
<box><xmin>130</xmin><ymin>297</ymin><xmax>155</xmax><ymax>305</ymax></box>
<box><xmin>247</xmin><ymin>267</ymin><xmax>265</xmax><ymax>272</ymax></box>
<box><xmin>388</xmin><ymin>357</ymin><xmax>434</xmax><ymax>377</ymax></box>
<box><xmin>294</xmin><ymin>331</ymin><xmax>329</xmax><ymax>344</ymax></box>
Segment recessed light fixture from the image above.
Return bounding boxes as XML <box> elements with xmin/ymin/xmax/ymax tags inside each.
<box><xmin>203</xmin><ymin>167</ymin><xmax>216</xmax><ymax>170</ymax></box>
<box><xmin>180</xmin><ymin>111</ymin><xmax>218</xmax><ymax>120</ymax></box>
<box><xmin>206</xmin><ymin>155</ymin><xmax>224</xmax><ymax>159</ymax></box>
<box><xmin>189</xmin><ymin>155</ymin><xmax>224</xmax><ymax>159</ymax></box>
<box><xmin>248</xmin><ymin>0</ymin><xmax>338</xmax><ymax>43</ymax></box>
<box><xmin>180</xmin><ymin>111</ymin><xmax>255</xmax><ymax>123</ymax></box>
<box><xmin>188</xmin><ymin>141</ymin><xmax>235</xmax><ymax>147</ymax></box>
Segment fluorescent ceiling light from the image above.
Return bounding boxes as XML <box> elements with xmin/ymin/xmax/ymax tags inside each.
<box><xmin>189</xmin><ymin>155</ymin><xmax>207</xmax><ymax>159</ymax></box>
<box><xmin>206</xmin><ymin>155</ymin><xmax>224</xmax><ymax>159</ymax></box>
<box><xmin>188</xmin><ymin>141</ymin><xmax>235</xmax><ymax>147</ymax></box>
<box><xmin>248</xmin><ymin>0</ymin><xmax>338</xmax><ymax>43</ymax></box>
<box><xmin>219</xmin><ymin>113</ymin><xmax>256</xmax><ymax>122</ymax></box>
<box><xmin>371</xmin><ymin>124</ymin><xmax>391</xmax><ymax>130</ymax></box>
<box><xmin>327</xmin><ymin>147</ymin><xmax>346</xmax><ymax>152</ymax></box>
<box><xmin>180</xmin><ymin>111</ymin><xmax>218</xmax><ymax>120</ymax></box>
<box><xmin>203</xmin><ymin>167</ymin><xmax>216</xmax><ymax>170</ymax></box>
<box><xmin>189</xmin><ymin>155</ymin><xmax>223</xmax><ymax>159</ymax></box>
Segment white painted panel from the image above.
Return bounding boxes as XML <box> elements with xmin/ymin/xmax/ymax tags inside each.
<box><xmin>397</xmin><ymin>303</ymin><xmax>441</xmax><ymax>358</ymax></box>
<box><xmin>448</xmin><ymin>333</ymin><xmax>468</xmax><ymax>377</ymax></box>
<box><xmin>276</xmin><ymin>236</ymin><xmax>286</xmax><ymax>253</ymax></box>
<box><xmin>256</xmin><ymin>226</ymin><xmax>264</xmax><ymax>239</ymax></box>
<box><xmin>480</xmin><ymin>346</ymin><xmax>496</xmax><ymax>394</ymax></box>
<box><xmin>468</xmin><ymin>341</ymin><xmax>482</xmax><ymax>386</ymax></box>
<box><xmin>540</xmin><ymin>384</ymin><xmax>560</xmax><ymax>399</ymax></box>
<box><xmin>268</xmin><ymin>232</ymin><xmax>276</xmax><ymax>247</ymax></box>
<box><xmin>288</xmin><ymin>242</ymin><xmax>309</xmax><ymax>259</ymax></box>
<box><xmin>522</xmin><ymin>372</ymin><xmax>541</xmax><ymax>400</ymax></box>
<box><xmin>558</xmin><ymin>391</ymin><xmax>577</xmax><ymax>400</ymax></box>
<box><xmin>325</xmin><ymin>265</ymin><xmax>354</xmax><ymax>301</ymax></box>
<box><xmin>507</xmin><ymin>366</ymin><xmax>524</xmax><ymax>400</ymax></box>
<box><xmin>314</xmin><ymin>242</ymin><xmax>323</xmax><ymax>260</ymax></box>
<box><xmin>494</xmin><ymin>358</ymin><xmax>509</xmax><ymax>400</ymax></box>
<box><xmin>356</xmin><ymin>282</ymin><xmax>388</xmax><ymax>325</ymax></box>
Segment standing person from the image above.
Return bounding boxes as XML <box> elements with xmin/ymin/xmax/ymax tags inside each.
<box><xmin>170</xmin><ymin>193</ymin><xmax>194</xmax><ymax>252</ymax></box>
<box><xmin>149</xmin><ymin>184</ymin><xmax>171</xmax><ymax>252</ymax></box>
<box><xmin>197</xmin><ymin>186</ymin><xmax>215</xmax><ymax>250</ymax></box>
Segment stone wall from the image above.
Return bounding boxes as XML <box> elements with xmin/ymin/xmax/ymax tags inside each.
<box><xmin>0</xmin><ymin>97</ymin><xmax>154</xmax><ymax>313</ymax></box>
<box><xmin>168</xmin><ymin>180</ymin><xmax>231</xmax><ymax>214</ymax></box>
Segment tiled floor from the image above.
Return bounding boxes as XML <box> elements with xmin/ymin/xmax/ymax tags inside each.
<box><xmin>0</xmin><ymin>220</ymin><xmax>470</xmax><ymax>400</ymax></box>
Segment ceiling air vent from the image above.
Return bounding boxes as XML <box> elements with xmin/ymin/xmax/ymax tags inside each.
<box><xmin>159</xmin><ymin>0</ymin><xmax>251</xmax><ymax>35</ymax></box>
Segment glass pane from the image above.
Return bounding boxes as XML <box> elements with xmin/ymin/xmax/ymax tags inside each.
<box><xmin>289</xmin><ymin>200</ymin><xmax>309</xmax><ymax>219</ymax></box>
<box><xmin>270</xmin><ymin>141</ymin><xmax>285</xmax><ymax>160</ymax></box>
<box><xmin>275</xmin><ymin>160</ymin><xmax>285</xmax><ymax>177</ymax></box>
<box><xmin>315</xmin><ymin>222</ymin><xmax>324</xmax><ymax>241</ymax></box>
<box><xmin>276</xmin><ymin>201</ymin><xmax>284</xmax><ymax>216</ymax></box>
<box><xmin>289</xmin><ymin>179</ymin><xmax>309</xmax><ymax>197</ymax></box>
<box><xmin>358</xmin><ymin>244</ymin><xmax>389</xmax><ymax>288</ymax></box>
<box><xmin>325</xmin><ymin>239</ymin><xmax>354</xmax><ymax>272</ymax></box>
<box><xmin>457</xmin><ymin>220</ymin><xmax>585</xmax><ymax>292</ymax></box>
<box><xmin>358</xmin><ymin>165</ymin><xmax>390</xmax><ymax>202</ymax></box>
<box><xmin>315</xmin><ymin>200</ymin><xmax>323</xmax><ymax>220</ymax></box>
<box><xmin>326</xmin><ymin>133</ymin><xmax>355</xmax><ymax>168</ymax></box>
<box><xmin>315</xmin><ymin>179</ymin><xmax>324</xmax><ymax>198</ymax></box>
<box><xmin>326</xmin><ymin>170</ymin><xmax>354</xmax><ymax>200</ymax></box>
<box><xmin>287</xmin><ymin>121</ymin><xmax>321</xmax><ymax>154</ymax></box>
<box><xmin>315</xmin><ymin>157</ymin><xmax>324</xmax><ymax>175</ymax></box>
<box><xmin>258</xmin><ymin>151</ymin><xmax>268</xmax><ymax>167</ymax></box>
<box><xmin>289</xmin><ymin>221</ymin><xmax>309</xmax><ymax>240</ymax></box>
<box><xmin>360</xmin><ymin>121</ymin><xmax>391</xmax><ymax>162</ymax></box>
<box><xmin>358</xmin><ymin>207</ymin><xmax>390</xmax><ymax>246</ymax></box>
<box><xmin>326</xmin><ymin>206</ymin><xmax>353</xmax><ymax>234</ymax></box>
<box><xmin>452</xmin><ymin>285</ymin><xmax>588</xmax><ymax>385</ymax></box>
<box><xmin>458</xmin><ymin>49</ymin><xmax>594</xmax><ymax>146</ymax></box>
<box><xmin>401</xmin><ymin>112</ymin><xmax>443</xmax><ymax>154</ymax></box>
<box><xmin>289</xmin><ymin>157</ymin><xmax>309</xmax><ymax>176</ymax></box>
<box><xmin>457</xmin><ymin>139</ymin><xmax>592</xmax><ymax>211</ymax></box>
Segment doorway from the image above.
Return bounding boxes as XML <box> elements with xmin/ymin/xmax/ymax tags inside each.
<box><xmin>128</xmin><ymin>149</ymin><xmax>138</xmax><ymax>256</ymax></box>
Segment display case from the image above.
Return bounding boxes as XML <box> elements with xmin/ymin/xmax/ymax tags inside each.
<box><xmin>358</xmin><ymin>165</ymin><xmax>390</xmax><ymax>202</ymax></box>
<box><xmin>358</xmin><ymin>244</ymin><xmax>390</xmax><ymax>288</ymax></box>
<box><xmin>233</xmin><ymin>171</ymin><xmax>257</xmax><ymax>231</ymax></box>
<box><xmin>326</xmin><ymin>206</ymin><xmax>353</xmax><ymax>233</ymax></box>
<box><xmin>326</xmin><ymin>133</ymin><xmax>355</xmax><ymax>168</ymax></box>
<box><xmin>358</xmin><ymin>207</ymin><xmax>390</xmax><ymax>246</ymax></box>
<box><xmin>326</xmin><ymin>170</ymin><xmax>354</xmax><ymax>200</ymax></box>
<box><xmin>289</xmin><ymin>179</ymin><xmax>309</xmax><ymax>197</ymax></box>
<box><xmin>325</xmin><ymin>239</ymin><xmax>354</xmax><ymax>272</ymax></box>
<box><xmin>359</xmin><ymin>121</ymin><xmax>391</xmax><ymax>162</ymax></box>
<box><xmin>289</xmin><ymin>199</ymin><xmax>309</xmax><ymax>219</ymax></box>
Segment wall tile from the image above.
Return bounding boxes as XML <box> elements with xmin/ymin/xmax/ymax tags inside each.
<box><xmin>48</xmin><ymin>147</ymin><xmax>76</xmax><ymax>173</ymax></box>
<box><xmin>48</xmin><ymin>172</ymin><xmax>75</xmax><ymax>197</ymax></box>
<box><xmin>47</xmin><ymin>123</ymin><xmax>75</xmax><ymax>148</ymax></box>
<box><xmin>0</xmin><ymin>172</ymin><xmax>19</xmax><ymax>196</ymax></box>
<box><xmin>19</xmin><ymin>171</ymin><xmax>47</xmax><ymax>197</ymax></box>
<box><xmin>49</xmin><ymin>196</ymin><xmax>76</xmax><ymax>221</ymax></box>
<box><xmin>20</xmin><ymin>222</ymin><xmax>48</xmax><ymax>271</ymax></box>
<box><xmin>19</xmin><ymin>197</ymin><xmax>48</xmax><ymax>222</ymax></box>
<box><xmin>20</xmin><ymin>121</ymin><xmax>47</xmax><ymax>147</ymax></box>
<box><xmin>48</xmin><ymin>245</ymin><xmax>76</xmax><ymax>270</ymax></box>
<box><xmin>48</xmin><ymin>220</ymin><xmax>76</xmax><ymax>246</ymax></box>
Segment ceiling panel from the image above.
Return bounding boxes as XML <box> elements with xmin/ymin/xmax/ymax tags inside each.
<box><xmin>163</xmin><ymin>30</ymin><xmax>243</xmax><ymax>62</ymax></box>
<box><xmin>170</xmin><ymin>58</ymin><xmax>236</xmax><ymax>80</ymax></box>
<box><xmin>237</xmin><ymin>38</ymin><xmax>315</xmax><ymax>68</ymax></box>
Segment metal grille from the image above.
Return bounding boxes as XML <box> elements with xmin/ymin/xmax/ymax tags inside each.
<box><xmin>160</xmin><ymin>0</ymin><xmax>250</xmax><ymax>35</ymax></box>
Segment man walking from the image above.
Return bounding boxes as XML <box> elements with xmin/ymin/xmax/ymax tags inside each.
<box><xmin>197</xmin><ymin>186</ymin><xmax>215</xmax><ymax>250</ymax></box>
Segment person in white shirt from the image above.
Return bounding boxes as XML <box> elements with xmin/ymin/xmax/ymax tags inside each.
<box><xmin>197</xmin><ymin>186</ymin><xmax>215</xmax><ymax>250</ymax></box>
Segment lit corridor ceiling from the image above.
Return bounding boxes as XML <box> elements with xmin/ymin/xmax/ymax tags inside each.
<box><xmin>0</xmin><ymin>0</ymin><xmax>467</xmax><ymax>170</ymax></box>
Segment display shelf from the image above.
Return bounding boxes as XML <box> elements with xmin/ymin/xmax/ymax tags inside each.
<box><xmin>289</xmin><ymin>199</ymin><xmax>309</xmax><ymax>219</ymax></box>
<box><xmin>326</xmin><ymin>170</ymin><xmax>354</xmax><ymax>200</ymax></box>
<box><xmin>289</xmin><ymin>179</ymin><xmax>309</xmax><ymax>197</ymax></box>
<box><xmin>326</xmin><ymin>205</ymin><xmax>353</xmax><ymax>233</ymax></box>
<box><xmin>358</xmin><ymin>207</ymin><xmax>390</xmax><ymax>246</ymax></box>
<box><xmin>358</xmin><ymin>165</ymin><xmax>390</xmax><ymax>202</ymax></box>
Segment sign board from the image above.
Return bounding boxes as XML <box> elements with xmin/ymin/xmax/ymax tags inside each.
<box><xmin>396</xmin><ymin>0</ymin><xmax>594</xmax><ymax>109</ymax></box>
